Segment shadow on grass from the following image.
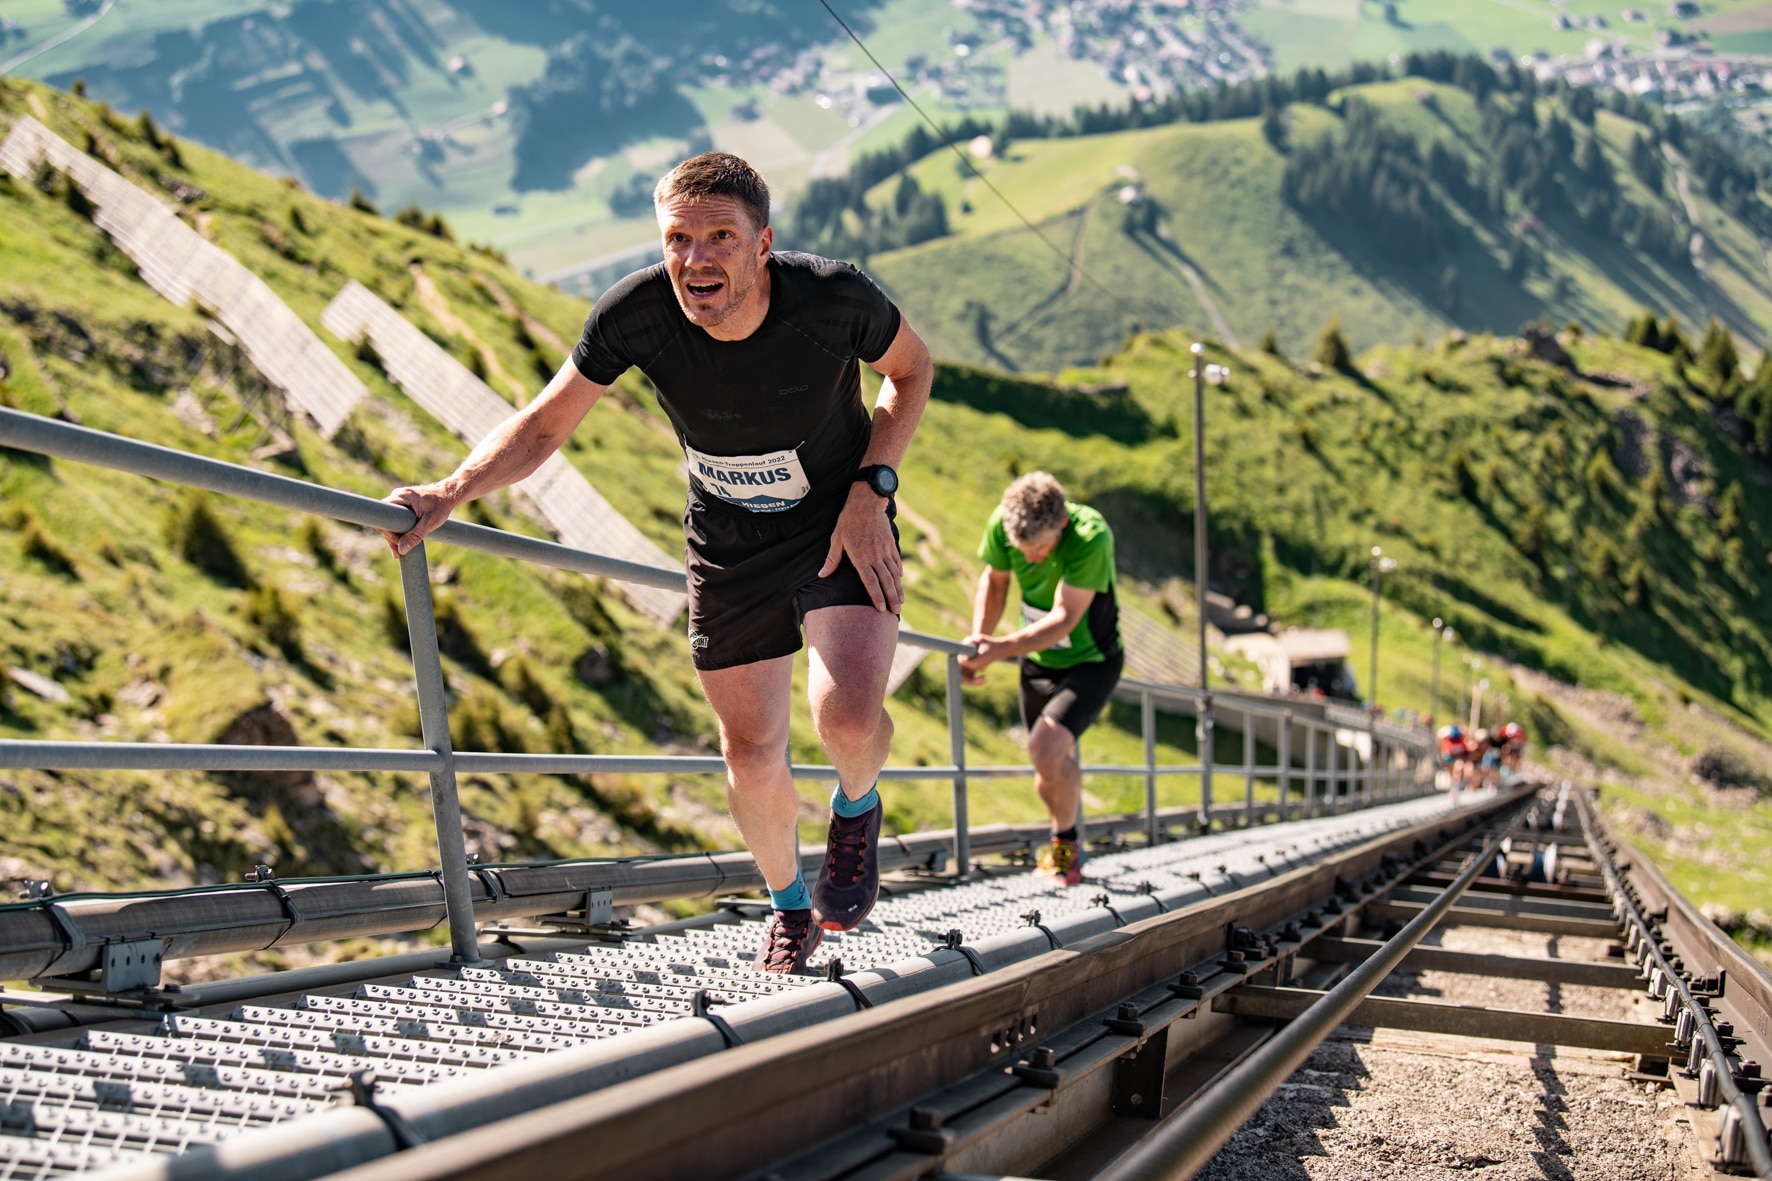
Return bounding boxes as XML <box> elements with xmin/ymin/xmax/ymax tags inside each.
<box><xmin>931</xmin><ymin>362</ymin><xmax>1158</xmax><ymax>445</ymax></box>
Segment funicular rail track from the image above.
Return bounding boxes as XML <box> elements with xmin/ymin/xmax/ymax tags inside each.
<box><xmin>44</xmin><ymin>781</ymin><xmax>1754</xmax><ymax>1181</ymax></box>
<box><xmin>3</xmin><ymin>418</ymin><xmax>1769</xmax><ymax>1179</ymax></box>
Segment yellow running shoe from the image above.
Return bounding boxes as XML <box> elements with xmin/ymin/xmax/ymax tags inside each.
<box><xmin>1035</xmin><ymin>837</ymin><xmax>1085</xmax><ymax>886</ymax></box>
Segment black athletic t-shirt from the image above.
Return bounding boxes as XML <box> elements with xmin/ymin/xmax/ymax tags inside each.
<box><xmin>570</xmin><ymin>251</ymin><xmax>901</xmax><ymax>521</ymax></box>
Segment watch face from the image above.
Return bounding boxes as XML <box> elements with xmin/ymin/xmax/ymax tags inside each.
<box><xmin>874</xmin><ymin>466</ymin><xmax>899</xmax><ymax>495</ymax></box>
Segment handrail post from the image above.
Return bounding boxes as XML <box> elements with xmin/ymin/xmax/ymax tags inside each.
<box><xmin>1277</xmin><ymin>709</ymin><xmax>1292</xmax><ymax>822</ymax></box>
<box><xmin>1242</xmin><ymin>708</ymin><xmax>1255</xmax><ymax>826</ymax></box>
<box><xmin>400</xmin><ymin>543</ymin><xmax>482</xmax><ymax>966</ymax></box>
<box><xmin>1326</xmin><ymin>729</ymin><xmax>1339</xmax><ymax>815</ymax></box>
<box><xmin>1304</xmin><ymin>720</ymin><xmax>1317</xmax><ymax>816</ymax></box>
<box><xmin>945</xmin><ymin>653</ymin><xmax>969</xmax><ymax>878</ymax></box>
<box><xmin>1142</xmin><ymin>690</ymin><xmax>1157</xmax><ymax>845</ymax></box>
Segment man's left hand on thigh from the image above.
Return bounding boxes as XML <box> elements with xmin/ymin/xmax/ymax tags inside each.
<box><xmin>819</xmin><ymin>484</ymin><xmax>902</xmax><ymax>613</ymax></box>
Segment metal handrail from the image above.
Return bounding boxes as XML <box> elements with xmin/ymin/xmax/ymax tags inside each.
<box><xmin>0</xmin><ymin>406</ymin><xmax>1435</xmax><ymax>968</ymax></box>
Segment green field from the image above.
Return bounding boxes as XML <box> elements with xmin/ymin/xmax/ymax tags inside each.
<box><xmin>857</xmin><ymin>76</ymin><xmax>1772</xmax><ymax>374</ymax></box>
<box><xmin>10</xmin><ymin>0</ymin><xmax>1772</xmax><ymax>308</ymax></box>
<box><xmin>1248</xmin><ymin>0</ymin><xmax>1772</xmax><ymax>71</ymax></box>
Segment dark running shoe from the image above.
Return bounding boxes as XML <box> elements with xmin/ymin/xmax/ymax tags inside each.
<box><xmin>753</xmin><ymin>907</ymin><xmax>823</xmax><ymax>975</ymax></box>
<box><xmin>811</xmin><ymin>801</ymin><xmax>882</xmax><ymax>932</ymax></box>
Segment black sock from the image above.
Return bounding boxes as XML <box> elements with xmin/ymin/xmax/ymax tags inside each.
<box><xmin>1054</xmin><ymin>826</ymin><xmax>1078</xmax><ymax>843</ymax></box>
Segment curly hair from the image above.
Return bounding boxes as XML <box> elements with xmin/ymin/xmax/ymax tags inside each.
<box><xmin>653</xmin><ymin>152</ymin><xmax>770</xmax><ymax>231</ymax></box>
<box><xmin>1001</xmin><ymin>471</ymin><xmax>1070</xmax><ymax>546</ymax></box>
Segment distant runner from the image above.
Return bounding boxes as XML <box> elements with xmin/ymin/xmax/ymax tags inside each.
<box><xmin>382</xmin><ymin>153</ymin><xmax>933</xmax><ymax>974</ymax></box>
<box><xmin>960</xmin><ymin>473</ymin><xmax>1122</xmax><ymax>886</ymax></box>
<box><xmin>1498</xmin><ymin>721</ymin><xmax>1527</xmax><ymax>771</ymax></box>
<box><xmin>1437</xmin><ymin>723</ymin><xmax>1471</xmax><ymax>790</ymax></box>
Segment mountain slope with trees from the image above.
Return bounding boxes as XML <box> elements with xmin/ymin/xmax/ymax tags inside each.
<box><xmin>802</xmin><ymin>55</ymin><xmax>1772</xmax><ymax>374</ymax></box>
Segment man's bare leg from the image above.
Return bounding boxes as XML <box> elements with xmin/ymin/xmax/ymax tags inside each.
<box><xmin>697</xmin><ymin>654</ymin><xmax>800</xmax><ymax>891</ymax></box>
<box><xmin>805</xmin><ymin>606</ymin><xmax>899</xmax><ymax>799</ymax></box>
<box><xmin>1028</xmin><ymin>716</ymin><xmax>1082</xmax><ymax>834</ymax></box>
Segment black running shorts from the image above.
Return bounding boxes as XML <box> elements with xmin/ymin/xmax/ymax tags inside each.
<box><xmin>684</xmin><ymin>493</ymin><xmax>900</xmax><ymax>672</ymax></box>
<box><xmin>1019</xmin><ymin>650</ymin><xmax>1126</xmax><ymax>739</ymax></box>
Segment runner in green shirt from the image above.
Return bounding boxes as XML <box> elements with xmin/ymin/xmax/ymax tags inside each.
<box><xmin>961</xmin><ymin>472</ymin><xmax>1123</xmax><ymax>884</ymax></box>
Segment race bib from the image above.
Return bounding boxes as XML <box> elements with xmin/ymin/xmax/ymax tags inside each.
<box><xmin>683</xmin><ymin>443</ymin><xmax>811</xmax><ymax>513</ymax></box>
<box><xmin>1021</xmin><ymin>601</ymin><xmax>1072</xmax><ymax>649</ymax></box>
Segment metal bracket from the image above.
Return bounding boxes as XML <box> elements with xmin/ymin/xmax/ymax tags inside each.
<box><xmin>522</xmin><ymin>888</ymin><xmax>619</xmax><ymax>936</ymax></box>
<box><xmin>35</xmin><ymin>937</ymin><xmax>164</xmax><ymax>995</ymax></box>
<box><xmin>693</xmin><ymin>989</ymin><xmax>744</xmax><ymax>1048</ymax></box>
<box><xmin>825</xmin><ymin>958</ymin><xmax>873</xmax><ymax>1011</ymax></box>
<box><xmin>1111</xmin><ymin>1025</ymin><xmax>1170</xmax><ymax>1118</ymax></box>
<box><xmin>1023</xmin><ymin>910</ymin><xmax>1062</xmax><ymax>950</ymax></box>
<box><xmin>336</xmin><ymin>1070</ymin><xmax>427</xmax><ymax>1150</ymax></box>
<box><xmin>940</xmin><ymin>929</ymin><xmax>986</xmax><ymax>976</ymax></box>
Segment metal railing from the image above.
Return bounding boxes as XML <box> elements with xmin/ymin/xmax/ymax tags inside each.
<box><xmin>0</xmin><ymin>407</ymin><xmax>1434</xmax><ymax>967</ymax></box>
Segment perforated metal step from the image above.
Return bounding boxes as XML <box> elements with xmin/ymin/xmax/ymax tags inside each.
<box><xmin>0</xmin><ymin>798</ymin><xmax>1456</xmax><ymax>1178</ymax></box>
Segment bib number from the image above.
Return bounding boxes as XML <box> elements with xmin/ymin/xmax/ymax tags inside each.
<box><xmin>1021</xmin><ymin>601</ymin><xmax>1072</xmax><ymax>649</ymax></box>
<box><xmin>684</xmin><ymin>443</ymin><xmax>811</xmax><ymax>513</ymax></box>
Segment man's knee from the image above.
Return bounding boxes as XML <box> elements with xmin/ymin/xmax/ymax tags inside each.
<box><xmin>721</xmin><ymin>729</ymin><xmax>788</xmax><ymax>781</ymax></box>
<box><xmin>1028</xmin><ymin>717</ymin><xmax>1076</xmax><ymax>768</ymax></box>
<box><xmin>814</xmin><ymin>694</ymin><xmax>889</xmax><ymax>752</ymax></box>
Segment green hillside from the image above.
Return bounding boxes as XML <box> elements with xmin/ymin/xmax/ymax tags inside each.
<box><xmin>2</xmin><ymin>77</ymin><xmax>1770</xmax><ymax>967</ymax></box>
<box><xmin>0</xmin><ymin>77</ymin><xmax>1240</xmax><ymax>914</ymax></box>
<box><xmin>856</xmin><ymin>70</ymin><xmax>1772</xmax><ymax>373</ymax></box>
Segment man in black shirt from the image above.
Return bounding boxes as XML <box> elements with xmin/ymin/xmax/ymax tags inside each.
<box><xmin>382</xmin><ymin>153</ymin><xmax>933</xmax><ymax>974</ymax></box>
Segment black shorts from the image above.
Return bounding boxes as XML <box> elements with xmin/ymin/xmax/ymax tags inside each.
<box><xmin>683</xmin><ymin>492</ymin><xmax>900</xmax><ymax>672</ymax></box>
<box><xmin>1019</xmin><ymin>650</ymin><xmax>1125</xmax><ymax>738</ymax></box>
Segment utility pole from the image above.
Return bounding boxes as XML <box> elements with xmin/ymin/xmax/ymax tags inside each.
<box><xmin>1192</xmin><ymin>342</ymin><xmax>1213</xmax><ymax>832</ymax></box>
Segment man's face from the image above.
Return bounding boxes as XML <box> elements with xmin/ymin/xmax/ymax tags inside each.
<box><xmin>657</xmin><ymin>193</ymin><xmax>771</xmax><ymax>329</ymax></box>
<box><xmin>1014</xmin><ymin>527</ymin><xmax>1064</xmax><ymax>565</ymax></box>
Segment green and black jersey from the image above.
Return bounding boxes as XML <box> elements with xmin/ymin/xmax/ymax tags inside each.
<box><xmin>978</xmin><ymin>502</ymin><xmax>1121</xmax><ymax>670</ymax></box>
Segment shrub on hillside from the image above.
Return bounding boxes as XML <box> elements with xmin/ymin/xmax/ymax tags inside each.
<box><xmin>18</xmin><ymin>514</ymin><xmax>78</xmax><ymax>578</ymax></box>
<box><xmin>500</xmin><ymin>655</ymin><xmax>556</xmax><ymax>717</ymax></box>
<box><xmin>299</xmin><ymin>518</ymin><xmax>345</xmax><ymax>580</ymax></box>
<box><xmin>167</xmin><ymin>493</ymin><xmax>252</xmax><ymax>587</ymax></box>
<box><xmin>1692</xmin><ymin>747</ymin><xmax>1768</xmax><ymax>795</ymax></box>
<box><xmin>244</xmin><ymin>585</ymin><xmax>303</xmax><ymax>662</ymax></box>
<box><xmin>1313</xmin><ymin>319</ymin><xmax>1355</xmax><ymax>374</ymax></box>
<box><xmin>450</xmin><ymin>689</ymin><xmax>523</xmax><ymax>754</ymax></box>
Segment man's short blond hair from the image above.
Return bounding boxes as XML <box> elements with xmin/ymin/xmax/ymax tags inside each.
<box><xmin>653</xmin><ymin>152</ymin><xmax>770</xmax><ymax>231</ymax></box>
<box><xmin>1001</xmin><ymin>472</ymin><xmax>1070</xmax><ymax>545</ymax></box>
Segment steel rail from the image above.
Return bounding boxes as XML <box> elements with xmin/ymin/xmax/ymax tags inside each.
<box><xmin>1093</xmin><ymin>805</ymin><xmax>1527</xmax><ymax>1181</ymax></box>
<box><xmin>1577</xmin><ymin>789</ymin><xmax>1772</xmax><ymax>1177</ymax></box>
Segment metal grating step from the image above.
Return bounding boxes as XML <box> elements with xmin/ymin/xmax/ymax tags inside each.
<box><xmin>0</xmin><ymin>798</ymin><xmax>1460</xmax><ymax>1177</ymax></box>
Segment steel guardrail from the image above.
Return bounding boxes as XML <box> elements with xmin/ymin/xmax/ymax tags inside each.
<box><xmin>0</xmin><ymin>406</ymin><xmax>1436</xmax><ymax>976</ymax></box>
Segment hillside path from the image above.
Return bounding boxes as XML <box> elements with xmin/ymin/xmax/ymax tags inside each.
<box><xmin>1662</xmin><ymin>144</ymin><xmax>1717</xmax><ymax>319</ymax></box>
<box><xmin>1177</xmin><ymin>255</ymin><xmax>1238</xmax><ymax>349</ymax></box>
<box><xmin>409</xmin><ymin>264</ymin><xmax>528</xmax><ymax>405</ymax></box>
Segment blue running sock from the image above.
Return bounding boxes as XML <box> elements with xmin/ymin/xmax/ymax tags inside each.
<box><xmin>769</xmin><ymin>876</ymin><xmax>810</xmax><ymax>912</ymax></box>
<box><xmin>831</xmin><ymin>783</ymin><xmax>880</xmax><ymax>818</ymax></box>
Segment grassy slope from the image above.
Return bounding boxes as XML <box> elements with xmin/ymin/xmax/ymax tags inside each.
<box><xmin>0</xmin><ymin>78</ymin><xmax>1231</xmax><ymax>907</ymax></box>
<box><xmin>3</xmin><ymin>78</ymin><xmax>1768</xmax><ymax>964</ymax></box>
<box><xmin>864</xmin><ymin>79</ymin><xmax>1772</xmax><ymax>374</ymax></box>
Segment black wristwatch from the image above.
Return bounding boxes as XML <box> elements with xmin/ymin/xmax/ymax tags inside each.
<box><xmin>855</xmin><ymin>464</ymin><xmax>898</xmax><ymax>498</ymax></box>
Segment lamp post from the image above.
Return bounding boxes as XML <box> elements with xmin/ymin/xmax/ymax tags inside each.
<box><xmin>1465</xmin><ymin>658</ymin><xmax>1482</xmax><ymax>729</ymax></box>
<box><xmin>1367</xmin><ymin>546</ymin><xmax>1397</xmax><ymax>714</ymax></box>
<box><xmin>1429</xmin><ymin>620</ymin><xmax>1455</xmax><ymax>729</ymax></box>
<box><xmin>1192</xmin><ymin>342</ymin><xmax>1213</xmax><ymax>832</ymax></box>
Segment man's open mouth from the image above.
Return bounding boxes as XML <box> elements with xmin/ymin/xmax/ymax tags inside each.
<box><xmin>686</xmin><ymin>280</ymin><xmax>724</xmax><ymax>298</ymax></box>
